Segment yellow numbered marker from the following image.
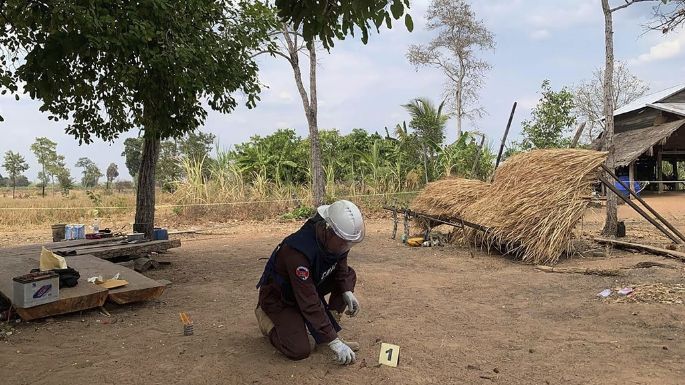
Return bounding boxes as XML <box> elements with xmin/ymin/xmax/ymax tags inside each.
<box><xmin>378</xmin><ymin>342</ymin><xmax>400</xmax><ymax>367</ymax></box>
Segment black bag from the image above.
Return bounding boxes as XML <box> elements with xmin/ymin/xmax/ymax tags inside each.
<box><xmin>30</xmin><ymin>267</ymin><xmax>80</xmax><ymax>288</ymax></box>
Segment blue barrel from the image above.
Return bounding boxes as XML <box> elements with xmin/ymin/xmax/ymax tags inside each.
<box><xmin>615</xmin><ymin>176</ymin><xmax>640</xmax><ymax>197</ymax></box>
<box><xmin>153</xmin><ymin>228</ymin><xmax>169</xmax><ymax>240</ymax></box>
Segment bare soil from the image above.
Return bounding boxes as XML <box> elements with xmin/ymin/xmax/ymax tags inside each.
<box><xmin>1</xmin><ymin>196</ymin><xmax>685</xmax><ymax>384</ymax></box>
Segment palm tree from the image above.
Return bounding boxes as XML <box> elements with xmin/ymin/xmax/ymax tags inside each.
<box><xmin>402</xmin><ymin>98</ymin><xmax>449</xmax><ymax>150</ymax></box>
<box><xmin>402</xmin><ymin>98</ymin><xmax>449</xmax><ymax>182</ymax></box>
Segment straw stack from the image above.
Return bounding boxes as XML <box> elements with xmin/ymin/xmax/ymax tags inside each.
<box><xmin>411</xmin><ymin>178</ymin><xmax>490</xmax><ymax>218</ymax></box>
<box><xmin>410</xmin><ymin>149</ymin><xmax>607</xmax><ymax>264</ymax></box>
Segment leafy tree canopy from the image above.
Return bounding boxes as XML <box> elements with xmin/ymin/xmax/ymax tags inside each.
<box><xmin>1</xmin><ymin>0</ymin><xmax>275</xmax><ymax>142</ymax></box>
<box><xmin>519</xmin><ymin>80</ymin><xmax>576</xmax><ymax>150</ymax></box>
<box><xmin>274</xmin><ymin>0</ymin><xmax>414</xmax><ymax>48</ymax></box>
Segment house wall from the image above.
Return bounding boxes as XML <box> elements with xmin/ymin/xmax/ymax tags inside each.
<box><xmin>663</xmin><ymin>124</ymin><xmax>685</xmax><ymax>150</ymax></box>
<box><xmin>614</xmin><ymin>108</ymin><xmax>662</xmax><ymax>133</ymax></box>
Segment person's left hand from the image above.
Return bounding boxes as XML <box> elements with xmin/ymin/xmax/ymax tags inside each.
<box><xmin>342</xmin><ymin>291</ymin><xmax>360</xmax><ymax>317</ymax></box>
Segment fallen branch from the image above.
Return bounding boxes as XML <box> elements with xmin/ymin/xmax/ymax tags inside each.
<box><xmin>631</xmin><ymin>261</ymin><xmax>677</xmax><ymax>269</ymax></box>
<box><xmin>595</xmin><ymin>237</ymin><xmax>685</xmax><ymax>263</ymax></box>
<box><xmin>534</xmin><ymin>265</ymin><xmax>623</xmax><ymax>276</ymax></box>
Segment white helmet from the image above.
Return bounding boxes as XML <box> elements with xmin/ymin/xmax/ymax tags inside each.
<box><xmin>317</xmin><ymin>200</ymin><xmax>365</xmax><ymax>243</ymax></box>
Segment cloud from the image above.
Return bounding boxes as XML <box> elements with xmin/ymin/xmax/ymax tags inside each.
<box><xmin>530</xmin><ymin>29</ymin><xmax>550</xmax><ymax>40</ymax></box>
<box><xmin>525</xmin><ymin>0</ymin><xmax>597</xmax><ymax>30</ymax></box>
<box><xmin>631</xmin><ymin>30</ymin><xmax>685</xmax><ymax>64</ymax></box>
<box><xmin>518</xmin><ymin>96</ymin><xmax>539</xmax><ymax>110</ymax></box>
<box><xmin>277</xmin><ymin>91</ymin><xmax>293</xmax><ymax>102</ymax></box>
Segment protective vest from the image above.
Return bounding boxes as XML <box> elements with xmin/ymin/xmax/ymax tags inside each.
<box><xmin>256</xmin><ymin>215</ymin><xmax>344</xmax><ymax>341</ymax></box>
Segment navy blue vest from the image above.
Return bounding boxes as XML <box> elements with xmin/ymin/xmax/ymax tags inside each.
<box><xmin>256</xmin><ymin>215</ymin><xmax>344</xmax><ymax>342</ymax></box>
<box><xmin>256</xmin><ymin>215</ymin><xmax>342</xmax><ymax>292</ymax></box>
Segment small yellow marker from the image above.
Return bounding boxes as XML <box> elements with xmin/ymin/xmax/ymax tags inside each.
<box><xmin>179</xmin><ymin>312</ymin><xmax>193</xmax><ymax>336</ymax></box>
<box><xmin>378</xmin><ymin>342</ymin><xmax>400</xmax><ymax>367</ymax></box>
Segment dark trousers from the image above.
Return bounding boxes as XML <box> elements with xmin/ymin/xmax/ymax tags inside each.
<box><xmin>264</xmin><ymin>275</ymin><xmax>354</xmax><ymax>360</ymax></box>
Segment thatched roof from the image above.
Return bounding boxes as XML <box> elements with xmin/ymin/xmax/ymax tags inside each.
<box><xmin>411</xmin><ymin>149</ymin><xmax>608</xmax><ymax>265</ymax></box>
<box><xmin>613</xmin><ymin>119</ymin><xmax>685</xmax><ymax>167</ymax></box>
<box><xmin>411</xmin><ymin>178</ymin><xmax>489</xmax><ymax>218</ymax></box>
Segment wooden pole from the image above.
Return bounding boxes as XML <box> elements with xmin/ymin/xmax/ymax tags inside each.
<box><xmin>598</xmin><ymin>175</ymin><xmax>681</xmax><ymax>243</ymax></box>
<box><xmin>570</xmin><ymin>122</ymin><xmax>587</xmax><ymax>148</ymax></box>
<box><xmin>628</xmin><ymin>160</ymin><xmax>635</xmax><ymax>194</ymax></box>
<box><xmin>670</xmin><ymin>159</ymin><xmax>678</xmax><ymax>191</ymax></box>
<box><xmin>471</xmin><ymin>133</ymin><xmax>486</xmax><ymax>177</ymax></box>
<box><xmin>601</xmin><ymin>164</ymin><xmax>685</xmax><ymax>243</ymax></box>
<box><xmin>495</xmin><ymin>102</ymin><xmax>517</xmax><ymax>170</ymax></box>
<box><xmin>382</xmin><ymin>206</ymin><xmax>490</xmax><ymax>233</ymax></box>
<box><xmin>657</xmin><ymin>146</ymin><xmax>664</xmax><ymax>194</ymax></box>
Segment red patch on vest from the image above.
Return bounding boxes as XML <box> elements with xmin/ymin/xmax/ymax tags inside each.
<box><xmin>295</xmin><ymin>266</ymin><xmax>310</xmax><ymax>281</ymax></box>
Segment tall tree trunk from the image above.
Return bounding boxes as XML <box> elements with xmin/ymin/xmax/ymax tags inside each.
<box><xmin>307</xmin><ymin>43</ymin><xmax>325</xmax><ymax>206</ymax></box>
<box><xmin>12</xmin><ymin>177</ymin><xmax>16</xmax><ymax>199</ymax></box>
<box><xmin>455</xmin><ymin>80</ymin><xmax>464</xmax><ymax>139</ymax></box>
<box><xmin>601</xmin><ymin>0</ymin><xmax>618</xmax><ymax>236</ymax></box>
<box><xmin>41</xmin><ymin>164</ymin><xmax>46</xmax><ymax>197</ymax></box>
<box><xmin>455</xmin><ymin>56</ymin><xmax>466</xmax><ymax>139</ymax></box>
<box><xmin>282</xmin><ymin>25</ymin><xmax>325</xmax><ymax>206</ymax></box>
<box><xmin>134</xmin><ymin>133</ymin><xmax>161</xmax><ymax>239</ymax></box>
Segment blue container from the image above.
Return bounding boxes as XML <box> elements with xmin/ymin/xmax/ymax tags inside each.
<box><xmin>615</xmin><ymin>176</ymin><xmax>640</xmax><ymax>197</ymax></box>
<box><xmin>153</xmin><ymin>228</ymin><xmax>168</xmax><ymax>241</ymax></box>
<box><xmin>65</xmin><ymin>225</ymin><xmax>74</xmax><ymax>240</ymax></box>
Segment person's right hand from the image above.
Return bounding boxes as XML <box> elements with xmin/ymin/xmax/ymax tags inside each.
<box><xmin>328</xmin><ymin>338</ymin><xmax>356</xmax><ymax>365</ymax></box>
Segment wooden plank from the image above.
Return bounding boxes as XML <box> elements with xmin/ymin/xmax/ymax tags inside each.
<box><xmin>0</xmin><ymin>254</ymin><xmax>108</xmax><ymax>321</ymax></box>
<box><xmin>595</xmin><ymin>237</ymin><xmax>685</xmax><ymax>262</ymax></box>
<box><xmin>0</xmin><ymin>237</ymin><xmax>127</xmax><ymax>258</ymax></box>
<box><xmin>64</xmin><ymin>254</ymin><xmax>166</xmax><ymax>304</ymax></box>
<box><xmin>2</xmin><ymin>239</ymin><xmax>180</xmax><ymax>261</ymax></box>
<box><xmin>65</xmin><ymin>239</ymin><xmax>181</xmax><ymax>260</ymax></box>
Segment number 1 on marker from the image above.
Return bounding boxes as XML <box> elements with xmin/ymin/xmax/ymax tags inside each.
<box><xmin>379</xmin><ymin>343</ymin><xmax>400</xmax><ymax>367</ymax></box>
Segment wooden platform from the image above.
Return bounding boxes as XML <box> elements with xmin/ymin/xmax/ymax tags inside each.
<box><xmin>0</xmin><ymin>252</ymin><xmax>169</xmax><ymax>320</ymax></box>
<box><xmin>0</xmin><ymin>237</ymin><xmax>181</xmax><ymax>260</ymax></box>
<box><xmin>68</xmin><ymin>254</ymin><xmax>167</xmax><ymax>305</ymax></box>
<box><xmin>0</xmin><ymin>254</ymin><xmax>108</xmax><ymax>321</ymax></box>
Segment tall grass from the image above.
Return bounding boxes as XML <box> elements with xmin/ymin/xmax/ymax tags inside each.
<box><xmin>0</xmin><ymin>154</ymin><xmax>421</xmax><ymax>230</ymax></box>
<box><xmin>0</xmin><ymin>187</ymin><xmax>141</xmax><ymax>229</ymax></box>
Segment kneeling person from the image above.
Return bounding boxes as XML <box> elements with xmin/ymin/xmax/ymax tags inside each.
<box><xmin>255</xmin><ymin>200</ymin><xmax>364</xmax><ymax>364</ymax></box>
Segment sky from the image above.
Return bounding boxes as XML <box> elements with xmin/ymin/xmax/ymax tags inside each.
<box><xmin>1</xmin><ymin>0</ymin><xmax>684</xmax><ymax>180</ymax></box>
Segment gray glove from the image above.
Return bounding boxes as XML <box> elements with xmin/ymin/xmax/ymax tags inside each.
<box><xmin>342</xmin><ymin>291</ymin><xmax>360</xmax><ymax>317</ymax></box>
<box><xmin>328</xmin><ymin>338</ymin><xmax>356</xmax><ymax>365</ymax></box>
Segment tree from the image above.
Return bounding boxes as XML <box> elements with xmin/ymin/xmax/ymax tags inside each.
<box><xmin>157</xmin><ymin>141</ymin><xmax>184</xmax><ymax>192</ymax></box>
<box><xmin>649</xmin><ymin>0</ymin><xmax>685</xmax><ymax>32</ymax></box>
<box><xmin>121</xmin><ymin>138</ymin><xmax>145</xmax><ymax>180</ymax></box>
<box><xmin>407</xmin><ymin>0</ymin><xmax>495</xmax><ymax>139</ymax></box>
<box><xmin>56</xmin><ymin>169</ymin><xmax>74</xmax><ymax>196</ymax></box>
<box><xmin>106</xmin><ymin>163</ymin><xmax>119</xmax><ymax>190</ymax></box>
<box><xmin>30</xmin><ymin>137</ymin><xmax>59</xmax><ymax>197</ymax></box>
<box><xmin>519</xmin><ymin>80</ymin><xmax>576</xmax><ymax>150</ymax></box>
<box><xmin>2</xmin><ymin>150</ymin><xmax>29</xmax><ymax>198</ymax></box>
<box><xmin>1</xmin><ymin>1</ymin><xmax>274</xmax><ymax>238</ymax></box>
<box><xmin>180</xmin><ymin>131</ymin><xmax>216</xmax><ymax>163</ymax></box>
<box><xmin>403</xmin><ymin>98</ymin><xmax>448</xmax><ymax>148</ymax></box>
<box><xmin>574</xmin><ymin>61</ymin><xmax>649</xmax><ymax>143</ymax></box>
<box><xmin>274</xmin><ymin>0</ymin><xmax>413</xmax><ymax>48</ymax></box>
<box><xmin>266</xmin><ymin>20</ymin><xmax>326</xmax><ymax>205</ymax></box>
<box><xmin>75</xmin><ymin>158</ymin><xmax>102</xmax><ymax>188</ymax></box>
<box><xmin>599</xmin><ymin>0</ymin><xmax>655</xmax><ymax>236</ymax></box>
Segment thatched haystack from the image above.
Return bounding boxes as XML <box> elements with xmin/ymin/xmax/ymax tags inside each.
<box><xmin>410</xmin><ymin>149</ymin><xmax>607</xmax><ymax>264</ymax></box>
<box><xmin>411</xmin><ymin>178</ymin><xmax>490</xmax><ymax>218</ymax></box>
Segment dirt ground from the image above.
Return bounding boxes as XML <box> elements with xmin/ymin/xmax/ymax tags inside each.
<box><xmin>2</xmin><ymin>196</ymin><xmax>685</xmax><ymax>384</ymax></box>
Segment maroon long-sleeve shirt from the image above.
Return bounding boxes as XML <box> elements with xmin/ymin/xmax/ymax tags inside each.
<box><xmin>258</xmin><ymin>244</ymin><xmax>355</xmax><ymax>343</ymax></box>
